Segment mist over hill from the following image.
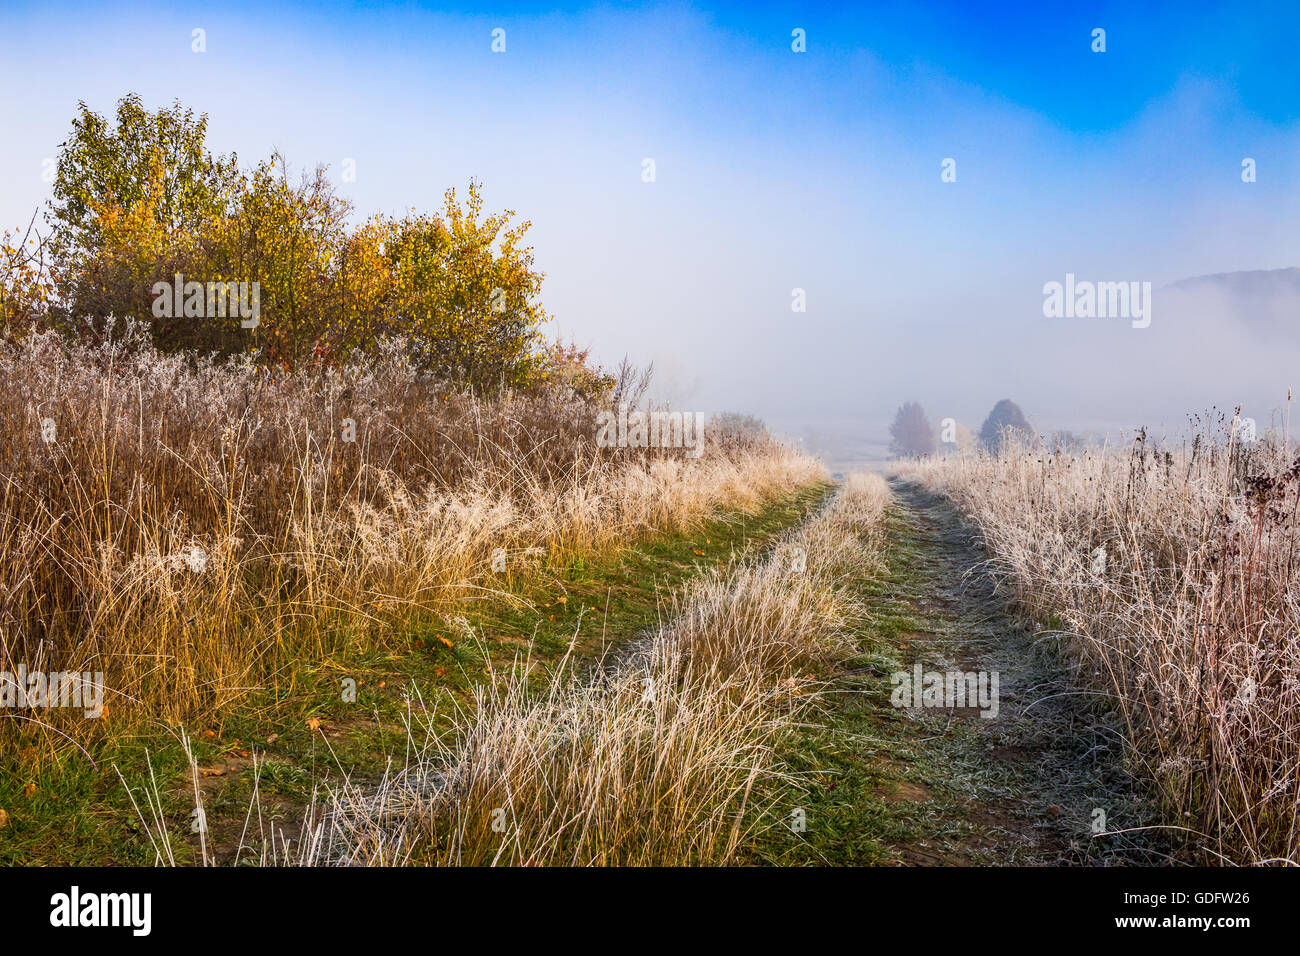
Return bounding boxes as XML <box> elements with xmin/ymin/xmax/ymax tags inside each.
<box><xmin>1162</xmin><ymin>267</ymin><xmax>1300</xmax><ymax>341</ymax></box>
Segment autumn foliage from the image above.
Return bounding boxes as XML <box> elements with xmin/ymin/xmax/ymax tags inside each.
<box><xmin>3</xmin><ymin>94</ymin><xmax>568</xmax><ymax>391</ymax></box>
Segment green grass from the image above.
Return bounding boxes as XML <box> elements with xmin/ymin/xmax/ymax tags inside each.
<box><xmin>750</xmin><ymin>501</ymin><xmax>950</xmax><ymax>865</ymax></box>
<box><xmin>0</xmin><ymin>482</ymin><xmax>833</xmax><ymax>866</ymax></box>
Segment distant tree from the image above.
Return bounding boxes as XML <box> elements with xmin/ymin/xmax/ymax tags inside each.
<box><xmin>889</xmin><ymin>401</ymin><xmax>936</xmax><ymax>458</ymax></box>
<box><xmin>935</xmin><ymin>417</ymin><xmax>976</xmax><ymax>456</ymax></box>
<box><xmin>710</xmin><ymin>412</ymin><xmax>767</xmax><ymax>441</ymax></box>
<box><xmin>708</xmin><ymin>412</ymin><xmax>769</xmax><ymax>452</ymax></box>
<box><xmin>978</xmin><ymin>399</ymin><xmax>1036</xmax><ymax>453</ymax></box>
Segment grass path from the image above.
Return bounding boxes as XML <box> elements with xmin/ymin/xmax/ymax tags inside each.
<box><xmin>761</xmin><ymin>478</ymin><xmax>1166</xmax><ymax>866</ymax></box>
<box><xmin>0</xmin><ymin>483</ymin><xmax>833</xmax><ymax>866</ymax></box>
<box><xmin>3</xmin><ymin>476</ymin><xmax>1176</xmax><ymax>866</ymax></box>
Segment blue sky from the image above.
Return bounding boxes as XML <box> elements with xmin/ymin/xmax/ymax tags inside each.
<box><xmin>2</xmin><ymin>1</ymin><xmax>1298</xmax><ymax>443</ymax></box>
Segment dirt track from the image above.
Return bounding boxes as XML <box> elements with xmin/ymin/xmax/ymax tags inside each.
<box><xmin>865</xmin><ymin>479</ymin><xmax>1166</xmax><ymax>865</ymax></box>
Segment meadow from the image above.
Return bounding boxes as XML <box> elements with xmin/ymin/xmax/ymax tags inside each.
<box><xmin>0</xmin><ymin>321</ymin><xmax>864</xmax><ymax>862</ymax></box>
<box><xmin>3</xmin><ymin>91</ymin><xmax>1291</xmax><ymax>870</ymax></box>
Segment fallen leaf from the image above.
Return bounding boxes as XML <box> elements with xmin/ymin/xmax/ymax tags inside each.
<box><xmin>306</xmin><ymin>718</ymin><xmax>322</xmax><ymax>732</ymax></box>
<box><xmin>0</xmin><ymin>809</ymin><xmax>9</xmax><ymax>828</ymax></box>
<box><xmin>23</xmin><ymin>783</ymin><xmax>36</xmax><ymax>798</ymax></box>
<box><xmin>202</xmin><ymin>729</ymin><xmax>216</xmax><ymax>739</ymax></box>
<box><xmin>1047</xmin><ymin>805</ymin><xmax>1060</xmax><ymax>816</ymax></box>
<box><xmin>201</xmin><ymin>769</ymin><xmax>226</xmax><ymax>777</ymax></box>
<box><xmin>265</xmin><ymin>733</ymin><xmax>279</xmax><ymax>744</ymax></box>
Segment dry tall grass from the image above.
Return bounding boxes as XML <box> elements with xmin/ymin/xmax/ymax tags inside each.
<box><xmin>0</xmin><ymin>323</ymin><xmax>824</xmax><ymax>747</ymax></box>
<box><xmin>253</xmin><ymin>473</ymin><xmax>892</xmax><ymax>866</ymax></box>
<box><xmin>902</xmin><ymin>426</ymin><xmax>1300</xmax><ymax>865</ymax></box>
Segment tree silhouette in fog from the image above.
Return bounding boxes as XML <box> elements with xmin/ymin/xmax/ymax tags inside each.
<box><xmin>889</xmin><ymin>401</ymin><xmax>936</xmax><ymax>458</ymax></box>
<box><xmin>979</xmin><ymin>399</ymin><xmax>1036</xmax><ymax>453</ymax></box>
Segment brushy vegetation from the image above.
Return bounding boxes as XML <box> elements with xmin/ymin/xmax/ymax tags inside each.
<box><xmin>0</xmin><ymin>323</ymin><xmax>825</xmax><ymax>760</ymax></box>
<box><xmin>901</xmin><ymin>420</ymin><xmax>1300</xmax><ymax>865</ymax></box>
<box><xmin>142</xmin><ymin>473</ymin><xmax>889</xmax><ymax>866</ymax></box>
<box><xmin>3</xmin><ymin>93</ymin><xmax>581</xmax><ymax>390</ymax></box>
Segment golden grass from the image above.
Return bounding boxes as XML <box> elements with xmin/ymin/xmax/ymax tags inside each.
<box><xmin>0</xmin><ymin>326</ymin><xmax>824</xmax><ymax>750</ymax></box>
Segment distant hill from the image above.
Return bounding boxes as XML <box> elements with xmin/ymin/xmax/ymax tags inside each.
<box><xmin>1161</xmin><ymin>268</ymin><xmax>1300</xmax><ymax>338</ymax></box>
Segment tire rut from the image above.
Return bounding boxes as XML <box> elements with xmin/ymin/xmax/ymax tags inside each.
<box><xmin>873</xmin><ymin>478</ymin><xmax>1165</xmax><ymax>866</ymax></box>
